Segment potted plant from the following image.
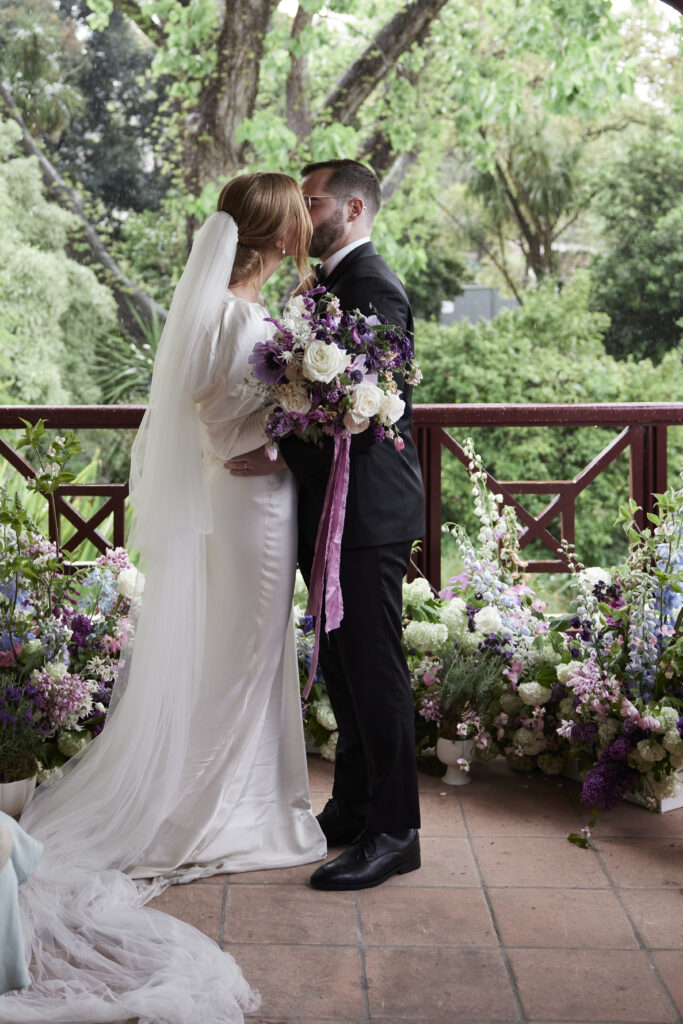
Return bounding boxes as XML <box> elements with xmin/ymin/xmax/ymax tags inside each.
<box><xmin>435</xmin><ymin>646</ymin><xmax>507</xmax><ymax>784</ymax></box>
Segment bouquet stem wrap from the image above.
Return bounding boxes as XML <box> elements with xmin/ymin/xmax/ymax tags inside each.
<box><xmin>304</xmin><ymin>432</ymin><xmax>351</xmax><ymax>698</ymax></box>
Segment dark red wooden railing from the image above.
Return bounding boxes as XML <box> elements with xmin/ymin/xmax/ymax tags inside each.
<box><xmin>2</xmin><ymin>403</ymin><xmax>683</xmax><ymax>589</ymax></box>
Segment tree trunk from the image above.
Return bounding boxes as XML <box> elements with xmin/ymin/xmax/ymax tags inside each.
<box><xmin>286</xmin><ymin>6</ymin><xmax>314</xmax><ymax>141</ymax></box>
<box><xmin>322</xmin><ymin>0</ymin><xmax>450</xmax><ymax>127</ymax></box>
<box><xmin>184</xmin><ymin>0</ymin><xmax>279</xmax><ymax>194</ymax></box>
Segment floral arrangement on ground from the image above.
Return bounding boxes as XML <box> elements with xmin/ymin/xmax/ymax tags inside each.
<box><xmin>0</xmin><ymin>422</ymin><xmax>141</xmax><ymax>785</ymax></box>
<box><xmin>296</xmin><ymin>438</ymin><xmax>683</xmax><ymax>839</ymax></box>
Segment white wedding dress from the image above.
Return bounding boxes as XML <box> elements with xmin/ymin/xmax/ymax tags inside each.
<box><xmin>129</xmin><ymin>291</ymin><xmax>326</xmax><ymax>879</ymax></box>
<box><xmin>0</xmin><ymin>215</ymin><xmax>326</xmax><ymax>1024</ymax></box>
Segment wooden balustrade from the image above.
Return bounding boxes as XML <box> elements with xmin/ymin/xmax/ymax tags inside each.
<box><xmin>2</xmin><ymin>403</ymin><xmax>683</xmax><ymax>588</ymax></box>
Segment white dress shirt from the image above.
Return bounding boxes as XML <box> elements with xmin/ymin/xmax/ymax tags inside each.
<box><xmin>321</xmin><ymin>236</ymin><xmax>371</xmax><ymax>277</ymax></box>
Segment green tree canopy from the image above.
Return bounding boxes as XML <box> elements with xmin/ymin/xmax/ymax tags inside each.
<box><xmin>0</xmin><ymin>117</ymin><xmax>117</xmax><ymax>404</ymax></box>
<box><xmin>589</xmin><ymin>130</ymin><xmax>683</xmax><ymax>362</ymax></box>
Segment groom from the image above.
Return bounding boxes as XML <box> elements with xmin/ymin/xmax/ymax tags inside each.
<box><xmin>280</xmin><ymin>159</ymin><xmax>425</xmax><ymax>890</ymax></box>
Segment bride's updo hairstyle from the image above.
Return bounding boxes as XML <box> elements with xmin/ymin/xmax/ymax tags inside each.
<box><xmin>217</xmin><ymin>172</ymin><xmax>312</xmax><ymax>285</ymax></box>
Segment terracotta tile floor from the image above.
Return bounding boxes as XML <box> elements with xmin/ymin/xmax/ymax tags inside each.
<box><xmin>149</xmin><ymin>755</ymin><xmax>683</xmax><ymax>1024</ymax></box>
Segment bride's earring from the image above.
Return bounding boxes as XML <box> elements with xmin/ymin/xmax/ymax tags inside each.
<box><xmin>277</xmin><ymin>240</ymin><xmax>286</xmax><ymax>255</ymax></box>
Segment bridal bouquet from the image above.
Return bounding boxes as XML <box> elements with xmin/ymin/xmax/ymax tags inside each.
<box><xmin>248</xmin><ymin>286</ymin><xmax>421</xmax><ymax>696</ymax></box>
<box><xmin>247</xmin><ymin>287</ymin><xmax>421</xmax><ymax>453</ymax></box>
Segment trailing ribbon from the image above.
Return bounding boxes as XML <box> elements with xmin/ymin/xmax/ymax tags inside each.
<box><xmin>303</xmin><ymin>431</ymin><xmax>351</xmax><ymax>699</ymax></box>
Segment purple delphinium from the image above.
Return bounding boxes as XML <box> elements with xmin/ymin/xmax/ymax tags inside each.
<box><xmin>68</xmin><ymin>614</ymin><xmax>93</xmax><ymax>648</ymax></box>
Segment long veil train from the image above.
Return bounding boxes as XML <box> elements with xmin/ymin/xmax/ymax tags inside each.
<box><xmin>0</xmin><ymin>214</ymin><xmax>260</xmax><ymax>1023</ymax></box>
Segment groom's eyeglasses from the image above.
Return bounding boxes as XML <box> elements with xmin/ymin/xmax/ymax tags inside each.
<box><xmin>303</xmin><ymin>194</ymin><xmax>360</xmax><ymax>210</ymax></box>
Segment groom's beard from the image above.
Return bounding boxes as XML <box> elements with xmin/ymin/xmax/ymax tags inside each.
<box><xmin>309</xmin><ymin>207</ymin><xmax>345</xmax><ymax>259</ymax></box>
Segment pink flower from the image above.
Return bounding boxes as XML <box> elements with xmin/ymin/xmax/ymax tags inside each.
<box><xmin>394</xmin><ymin>436</ymin><xmax>405</xmax><ymax>452</ymax></box>
<box><xmin>101</xmin><ymin>634</ymin><xmax>121</xmax><ymax>655</ymax></box>
<box><xmin>0</xmin><ymin>642</ymin><xmax>21</xmax><ymax>667</ymax></box>
<box><xmin>503</xmin><ymin>660</ymin><xmax>523</xmax><ymax>687</ymax></box>
<box><xmin>640</xmin><ymin>715</ymin><xmax>661</xmax><ymax>731</ymax></box>
<box><xmin>456</xmin><ymin>758</ymin><xmax>470</xmax><ymax>771</ymax></box>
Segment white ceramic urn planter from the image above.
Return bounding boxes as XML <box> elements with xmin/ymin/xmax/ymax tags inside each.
<box><xmin>436</xmin><ymin>737</ymin><xmax>475</xmax><ymax>786</ymax></box>
<box><xmin>0</xmin><ymin>776</ymin><xmax>37</xmax><ymax>818</ymax></box>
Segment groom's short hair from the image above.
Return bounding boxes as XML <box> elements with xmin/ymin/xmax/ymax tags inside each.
<box><xmin>301</xmin><ymin>159</ymin><xmax>382</xmax><ymax>220</ymax></box>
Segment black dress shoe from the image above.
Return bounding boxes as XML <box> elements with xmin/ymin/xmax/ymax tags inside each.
<box><xmin>310</xmin><ymin>829</ymin><xmax>420</xmax><ymax>891</ymax></box>
<box><xmin>316</xmin><ymin>798</ymin><xmax>366</xmax><ymax>846</ymax></box>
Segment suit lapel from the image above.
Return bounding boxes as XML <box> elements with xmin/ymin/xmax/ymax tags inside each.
<box><xmin>323</xmin><ymin>241</ymin><xmax>377</xmax><ymax>291</ymax></box>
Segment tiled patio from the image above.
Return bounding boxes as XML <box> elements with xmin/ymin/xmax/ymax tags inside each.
<box><xmin>150</xmin><ymin>755</ymin><xmax>683</xmax><ymax>1024</ymax></box>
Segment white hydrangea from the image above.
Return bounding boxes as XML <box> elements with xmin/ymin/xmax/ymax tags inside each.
<box><xmin>558</xmin><ymin>697</ymin><xmax>575</xmax><ymax>717</ymax></box>
<box><xmin>598</xmin><ymin>718</ymin><xmax>620</xmax><ymax>746</ymax></box>
<box><xmin>439</xmin><ymin>597</ymin><xmax>468</xmax><ymax>639</ymax></box>
<box><xmin>647</xmin><ymin>773</ymin><xmax>682</xmax><ymax>801</ymax></box>
<box><xmin>537</xmin><ymin>752</ymin><xmax>565</xmax><ymax>775</ymax></box>
<box><xmin>500</xmin><ymin>691</ymin><xmax>524</xmax><ymax>715</ymax></box>
<box><xmin>402</xmin><ymin>577</ymin><xmax>433</xmax><ymax>605</ymax></box>
<box><xmin>512</xmin><ymin>727</ymin><xmax>547</xmax><ymax>755</ymax></box>
<box><xmin>556</xmin><ymin>662</ymin><xmax>576</xmax><ymax>685</ymax></box>
<box><xmin>658</xmin><ymin>706</ymin><xmax>680</xmax><ymax>730</ymax></box>
<box><xmin>313</xmin><ymin>700</ymin><xmax>338</xmax><ymax>733</ymax></box>
<box><xmin>518</xmin><ymin>681</ymin><xmax>552</xmax><ymax>706</ymax></box>
<box><xmin>633</xmin><ymin>739</ymin><xmax>667</xmax><ymax>764</ymax></box>
<box><xmin>319</xmin><ymin>730</ymin><xmax>338</xmax><ymax>763</ymax></box>
<box><xmin>403</xmin><ymin>620</ymin><xmax>448</xmax><ymax>653</ymax></box>
<box><xmin>663</xmin><ymin>730</ymin><xmax>683</xmax><ymax>754</ymax></box>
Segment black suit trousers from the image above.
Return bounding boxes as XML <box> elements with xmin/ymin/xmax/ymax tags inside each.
<box><xmin>299</xmin><ymin>539</ymin><xmax>421</xmax><ymax>833</ymax></box>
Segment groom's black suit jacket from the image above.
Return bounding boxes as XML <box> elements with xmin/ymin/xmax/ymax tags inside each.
<box><xmin>280</xmin><ymin>241</ymin><xmax>425</xmax><ymax>549</ymax></box>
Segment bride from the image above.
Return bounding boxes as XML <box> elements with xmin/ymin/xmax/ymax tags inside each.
<box><xmin>0</xmin><ymin>172</ymin><xmax>326</xmax><ymax>1023</ymax></box>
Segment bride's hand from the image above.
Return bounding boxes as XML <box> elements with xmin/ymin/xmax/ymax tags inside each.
<box><xmin>225</xmin><ymin>446</ymin><xmax>286</xmax><ymax>476</ymax></box>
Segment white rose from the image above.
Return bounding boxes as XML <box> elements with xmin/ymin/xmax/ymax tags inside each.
<box><xmin>276</xmin><ymin>382</ymin><xmax>312</xmax><ymax>415</ymax></box>
<box><xmin>378</xmin><ymin>390</ymin><xmax>405</xmax><ymax>426</ymax></box>
<box><xmin>518</xmin><ymin>681</ymin><xmax>553</xmax><ymax>706</ymax></box>
<box><xmin>350</xmin><ymin>382</ymin><xmax>384</xmax><ymax>418</ymax></box>
<box><xmin>118</xmin><ymin>566</ymin><xmax>144</xmax><ymax>600</ymax></box>
<box><xmin>473</xmin><ymin>605</ymin><xmax>502</xmax><ymax>635</ymax></box>
<box><xmin>343</xmin><ymin>410</ymin><xmax>370</xmax><ymax>434</ymax></box>
<box><xmin>302</xmin><ymin>340</ymin><xmax>349</xmax><ymax>383</ymax></box>
<box><xmin>580</xmin><ymin>567</ymin><xmax>611</xmax><ymax>588</ymax></box>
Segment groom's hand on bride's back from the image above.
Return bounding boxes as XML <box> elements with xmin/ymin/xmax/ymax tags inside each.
<box><xmin>225</xmin><ymin>446</ymin><xmax>286</xmax><ymax>476</ymax></box>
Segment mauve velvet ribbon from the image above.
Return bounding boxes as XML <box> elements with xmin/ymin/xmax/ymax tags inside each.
<box><xmin>303</xmin><ymin>431</ymin><xmax>351</xmax><ymax>699</ymax></box>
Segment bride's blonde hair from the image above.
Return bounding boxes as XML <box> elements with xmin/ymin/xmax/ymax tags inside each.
<box><xmin>217</xmin><ymin>172</ymin><xmax>312</xmax><ymax>285</ymax></box>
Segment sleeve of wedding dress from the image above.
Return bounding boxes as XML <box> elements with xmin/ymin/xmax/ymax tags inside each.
<box><xmin>190</xmin><ymin>299</ymin><xmax>271</xmax><ymax>461</ymax></box>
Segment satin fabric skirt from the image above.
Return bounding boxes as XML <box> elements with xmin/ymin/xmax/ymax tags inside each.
<box><xmin>129</xmin><ymin>459</ymin><xmax>326</xmax><ymax>879</ymax></box>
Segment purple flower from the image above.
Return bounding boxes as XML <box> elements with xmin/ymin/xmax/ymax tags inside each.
<box><xmin>581</xmin><ymin>760</ymin><xmax>640</xmax><ymax>812</ymax></box>
<box><xmin>248</xmin><ymin>339</ymin><xmax>290</xmax><ymax>385</ymax></box>
<box><xmin>605</xmin><ymin>736</ymin><xmax>632</xmax><ymax>760</ymax></box>
<box><xmin>69</xmin><ymin>614</ymin><xmax>93</xmax><ymax>647</ymax></box>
